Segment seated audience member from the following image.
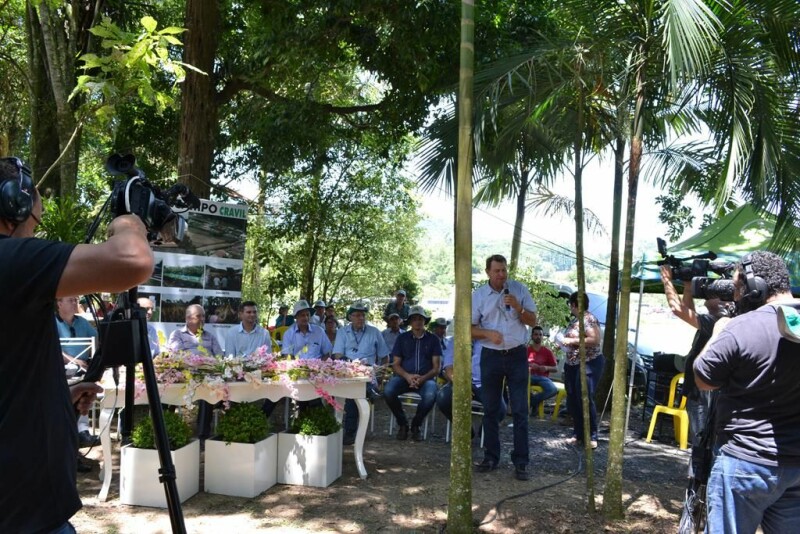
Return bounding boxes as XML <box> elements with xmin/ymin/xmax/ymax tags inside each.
<box><xmin>528</xmin><ymin>326</ymin><xmax>558</xmax><ymax>415</ymax></box>
<box><xmin>56</xmin><ymin>296</ymin><xmax>100</xmax><ymax>451</ymax></box>
<box><xmin>167</xmin><ymin>304</ymin><xmax>222</xmax><ymax>441</ymax></box>
<box><xmin>275</xmin><ymin>305</ymin><xmax>295</xmax><ymax>328</ymax></box>
<box><xmin>431</xmin><ymin>317</ymin><xmax>450</xmax><ymax>352</ymax></box>
<box><xmin>311</xmin><ymin>299</ymin><xmax>326</xmax><ymax>326</ymax></box>
<box><xmin>333</xmin><ymin>301</ymin><xmax>389</xmax><ymax>445</ymax></box>
<box><xmin>383</xmin><ymin>289</ymin><xmax>410</xmax><ymax>327</ymax></box>
<box><xmin>137</xmin><ymin>297</ymin><xmax>161</xmax><ymax>358</ymax></box>
<box><xmin>324</xmin><ymin>315</ymin><xmax>339</xmax><ymax>346</ymax></box>
<box><xmin>382</xmin><ymin>312</ymin><xmax>402</xmax><ymax>352</ymax></box>
<box><xmin>225</xmin><ymin>301</ymin><xmax>272</xmax><ymax>357</ymax></box>
<box><xmin>384</xmin><ymin>305</ymin><xmax>442</xmax><ymax>442</ymax></box>
<box><xmin>436</xmin><ymin>338</ymin><xmax>505</xmax><ymax>432</ymax></box>
<box><xmin>263</xmin><ymin>300</ymin><xmax>332</xmax><ymax>417</ymax></box>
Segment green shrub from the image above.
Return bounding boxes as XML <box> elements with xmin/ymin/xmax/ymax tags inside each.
<box><xmin>289</xmin><ymin>405</ymin><xmax>341</xmax><ymax>436</ymax></box>
<box><xmin>216</xmin><ymin>402</ymin><xmax>270</xmax><ymax>444</ymax></box>
<box><xmin>131</xmin><ymin>410</ymin><xmax>192</xmax><ymax>450</ymax></box>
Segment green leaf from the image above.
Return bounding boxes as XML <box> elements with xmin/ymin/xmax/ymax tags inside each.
<box><xmin>141</xmin><ymin>16</ymin><xmax>158</xmax><ymax>33</ymax></box>
<box><xmin>159</xmin><ymin>26</ymin><xmax>186</xmax><ymax>35</ymax></box>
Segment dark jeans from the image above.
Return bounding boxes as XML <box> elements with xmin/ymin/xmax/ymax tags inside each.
<box><xmin>563</xmin><ymin>354</ymin><xmax>605</xmax><ymax>441</ymax></box>
<box><xmin>383</xmin><ymin>375</ymin><xmax>438</xmax><ymax>429</ymax></box>
<box><xmin>47</xmin><ymin>522</ymin><xmax>76</xmax><ymax>534</ymax></box>
<box><xmin>436</xmin><ymin>382</ymin><xmax>505</xmax><ymax>422</ymax></box>
<box><xmin>480</xmin><ymin>345</ymin><xmax>529</xmax><ymax>467</ymax></box>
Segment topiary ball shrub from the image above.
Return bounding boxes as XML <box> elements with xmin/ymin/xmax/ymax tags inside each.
<box><xmin>131</xmin><ymin>410</ymin><xmax>192</xmax><ymax>450</ymax></box>
<box><xmin>216</xmin><ymin>402</ymin><xmax>271</xmax><ymax>444</ymax></box>
<box><xmin>289</xmin><ymin>405</ymin><xmax>341</xmax><ymax>436</ymax></box>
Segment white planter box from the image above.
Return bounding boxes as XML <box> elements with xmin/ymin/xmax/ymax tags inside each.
<box><xmin>204</xmin><ymin>434</ymin><xmax>278</xmax><ymax>497</ymax></box>
<box><xmin>277</xmin><ymin>429</ymin><xmax>342</xmax><ymax>487</ymax></box>
<box><xmin>120</xmin><ymin>440</ymin><xmax>200</xmax><ymax>508</ymax></box>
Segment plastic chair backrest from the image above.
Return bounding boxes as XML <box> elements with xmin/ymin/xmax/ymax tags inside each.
<box><xmin>60</xmin><ymin>337</ymin><xmax>96</xmax><ymax>360</ymax></box>
<box><xmin>667</xmin><ymin>372</ymin><xmax>685</xmax><ymax>408</ymax></box>
<box><xmin>271</xmin><ymin>326</ymin><xmax>289</xmax><ymax>346</ymax></box>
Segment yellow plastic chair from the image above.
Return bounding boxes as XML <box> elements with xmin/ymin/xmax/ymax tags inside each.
<box><xmin>645</xmin><ymin>373</ymin><xmax>689</xmax><ymax>450</ymax></box>
<box><xmin>550</xmin><ymin>382</ymin><xmax>567</xmax><ymax>421</ymax></box>
<box><xmin>271</xmin><ymin>326</ymin><xmax>289</xmax><ymax>348</ymax></box>
<box><xmin>530</xmin><ymin>381</ymin><xmax>567</xmax><ymax>420</ymax></box>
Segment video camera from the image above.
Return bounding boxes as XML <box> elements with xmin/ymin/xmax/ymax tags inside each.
<box><xmin>106</xmin><ymin>154</ymin><xmax>200</xmax><ymax>244</ymax></box>
<box><xmin>657</xmin><ymin>237</ymin><xmax>736</xmax><ymax>301</ymax></box>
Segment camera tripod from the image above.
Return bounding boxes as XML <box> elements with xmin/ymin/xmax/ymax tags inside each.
<box><xmin>84</xmin><ymin>288</ymin><xmax>187</xmax><ymax>533</ymax></box>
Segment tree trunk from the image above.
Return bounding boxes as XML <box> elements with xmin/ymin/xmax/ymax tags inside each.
<box><xmin>594</xmin><ymin>133</ymin><xmax>625</xmax><ymax>409</ymax></box>
<box><xmin>447</xmin><ymin>1</ymin><xmax>474</xmax><ymax>531</ymax></box>
<box><xmin>509</xmin><ymin>169</ymin><xmax>529</xmax><ymax>274</ymax></box>
<box><xmin>177</xmin><ymin>0</ymin><xmax>219</xmax><ymax>199</ymax></box>
<box><xmin>572</xmin><ymin>75</ymin><xmax>595</xmax><ymax>513</ymax></box>
<box><xmin>603</xmin><ymin>55</ymin><xmax>647</xmax><ymax>520</ymax></box>
<box><xmin>25</xmin><ymin>1</ymin><xmax>61</xmax><ymax>194</ymax></box>
<box><xmin>35</xmin><ymin>1</ymin><xmax>80</xmax><ymax>194</ymax></box>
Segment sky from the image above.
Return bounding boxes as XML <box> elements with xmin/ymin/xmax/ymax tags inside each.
<box><xmin>414</xmin><ymin>154</ymin><xmax>708</xmax><ymax>261</ymax></box>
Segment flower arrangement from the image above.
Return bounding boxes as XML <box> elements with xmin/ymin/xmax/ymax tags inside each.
<box><xmin>143</xmin><ymin>345</ymin><xmax>374</xmax><ymax>411</ymax></box>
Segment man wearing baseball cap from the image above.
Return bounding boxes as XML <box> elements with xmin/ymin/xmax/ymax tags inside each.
<box><xmin>383</xmin><ymin>289</ymin><xmax>410</xmax><ymax>327</ymax></box>
<box><xmin>384</xmin><ymin>305</ymin><xmax>442</xmax><ymax>441</ymax></box>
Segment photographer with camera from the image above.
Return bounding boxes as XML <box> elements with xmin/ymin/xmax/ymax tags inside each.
<box><xmin>660</xmin><ymin>264</ymin><xmax>729</xmax><ymax>449</ymax></box>
<box><xmin>694</xmin><ymin>250</ymin><xmax>800</xmax><ymax>533</ymax></box>
<box><xmin>0</xmin><ymin>157</ymin><xmax>154</xmax><ymax>533</ymax></box>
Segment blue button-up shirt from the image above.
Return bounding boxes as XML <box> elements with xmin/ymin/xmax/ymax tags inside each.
<box><xmin>391</xmin><ymin>330</ymin><xmax>442</xmax><ymax>375</ymax></box>
<box><xmin>442</xmin><ymin>339</ymin><xmax>483</xmax><ymax>388</ymax></box>
<box><xmin>472</xmin><ymin>279</ymin><xmax>536</xmax><ymax>350</ymax></box>
<box><xmin>280</xmin><ymin>323</ymin><xmax>332</xmax><ymax>359</ymax></box>
<box><xmin>167</xmin><ymin>326</ymin><xmax>222</xmax><ymax>357</ymax></box>
<box><xmin>333</xmin><ymin>324</ymin><xmax>389</xmax><ymax>365</ymax></box>
<box><xmin>56</xmin><ymin>314</ymin><xmax>97</xmax><ymax>359</ymax></box>
<box><xmin>224</xmin><ymin>323</ymin><xmax>272</xmax><ymax>357</ymax></box>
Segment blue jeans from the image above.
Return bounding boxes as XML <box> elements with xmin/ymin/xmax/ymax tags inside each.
<box><xmin>47</xmin><ymin>522</ymin><xmax>76</xmax><ymax>534</ymax></box>
<box><xmin>563</xmin><ymin>355</ymin><xmax>605</xmax><ymax>441</ymax></box>
<box><xmin>383</xmin><ymin>375</ymin><xmax>438</xmax><ymax>429</ymax></box>
<box><xmin>480</xmin><ymin>345</ymin><xmax>529</xmax><ymax>466</ymax></box>
<box><xmin>529</xmin><ymin>375</ymin><xmax>558</xmax><ymax>411</ymax></box>
<box><xmin>436</xmin><ymin>382</ymin><xmax>505</xmax><ymax>422</ymax></box>
<box><xmin>706</xmin><ymin>451</ymin><xmax>800</xmax><ymax>534</ymax></box>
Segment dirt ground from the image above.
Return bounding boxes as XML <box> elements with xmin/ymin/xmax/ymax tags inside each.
<box><xmin>71</xmin><ymin>400</ymin><xmax>690</xmax><ymax>533</ymax></box>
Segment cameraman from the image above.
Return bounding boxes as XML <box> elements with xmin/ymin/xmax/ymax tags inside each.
<box><xmin>0</xmin><ymin>157</ymin><xmax>154</xmax><ymax>533</ymax></box>
<box><xmin>694</xmin><ymin>251</ymin><xmax>800</xmax><ymax>533</ymax></box>
<box><xmin>660</xmin><ymin>264</ymin><xmax>729</xmax><ymax>447</ymax></box>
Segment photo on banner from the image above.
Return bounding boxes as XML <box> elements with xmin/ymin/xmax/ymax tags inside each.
<box><xmin>140</xmin><ymin>200</ymin><xmax>248</xmax><ymax>353</ymax></box>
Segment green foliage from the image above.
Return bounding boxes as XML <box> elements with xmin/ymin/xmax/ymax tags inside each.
<box><xmin>131</xmin><ymin>410</ymin><xmax>192</xmax><ymax>450</ymax></box>
<box><xmin>71</xmin><ymin>15</ymin><xmax>198</xmax><ymax>123</ymax></box>
<box><xmin>656</xmin><ymin>187</ymin><xmax>695</xmax><ymax>241</ymax></box>
<box><xmin>289</xmin><ymin>406</ymin><xmax>341</xmax><ymax>437</ymax></box>
<box><xmin>216</xmin><ymin>403</ymin><xmax>270</xmax><ymax>444</ymax></box>
<box><xmin>515</xmin><ymin>268</ymin><xmax>571</xmax><ymax>331</ymax></box>
<box><xmin>38</xmin><ymin>195</ymin><xmax>93</xmax><ymax>243</ymax></box>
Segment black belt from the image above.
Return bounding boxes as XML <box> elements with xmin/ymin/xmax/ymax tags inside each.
<box><xmin>483</xmin><ymin>345</ymin><xmax>525</xmax><ymax>355</ymax></box>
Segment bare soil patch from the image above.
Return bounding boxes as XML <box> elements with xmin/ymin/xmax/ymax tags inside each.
<box><xmin>72</xmin><ymin>402</ymin><xmax>689</xmax><ymax>533</ymax></box>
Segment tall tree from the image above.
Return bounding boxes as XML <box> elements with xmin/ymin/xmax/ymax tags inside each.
<box><xmin>448</xmin><ymin>1</ymin><xmax>475</xmax><ymax>530</ymax></box>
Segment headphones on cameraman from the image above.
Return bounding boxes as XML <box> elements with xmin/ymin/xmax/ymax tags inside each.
<box><xmin>0</xmin><ymin>157</ymin><xmax>34</xmax><ymax>223</ymax></box>
<box><xmin>740</xmin><ymin>253</ymin><xmax>769</xmax><ymax>305</ymax></box>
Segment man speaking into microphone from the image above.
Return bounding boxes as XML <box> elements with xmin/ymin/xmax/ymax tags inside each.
<box><xmin>472</xmin><ymin>254</ymin><xmax>538</xmax><ymax>480</ymax></box>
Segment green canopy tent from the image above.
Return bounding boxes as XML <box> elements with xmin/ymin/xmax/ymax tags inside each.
<box><xmin>632</xmin><ymin>204</ymin><xmax>800</xmax><ymax>293</ymax></box>
<box><xmin>623</xmin><ymin>204</ymin><xmax>800</xmax><ymax>433</ymax></box>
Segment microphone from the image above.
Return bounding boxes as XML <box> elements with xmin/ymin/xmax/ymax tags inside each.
<box><xmin>503</xmin><ymin>288</ymin><xmax>510</xmax><ymax>311</ymax></box>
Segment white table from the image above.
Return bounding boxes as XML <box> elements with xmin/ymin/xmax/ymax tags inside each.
<box><xmin>97</xmin><ymin>377</ymin><xmax>370</xmax><ymax>501</ymax></box>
